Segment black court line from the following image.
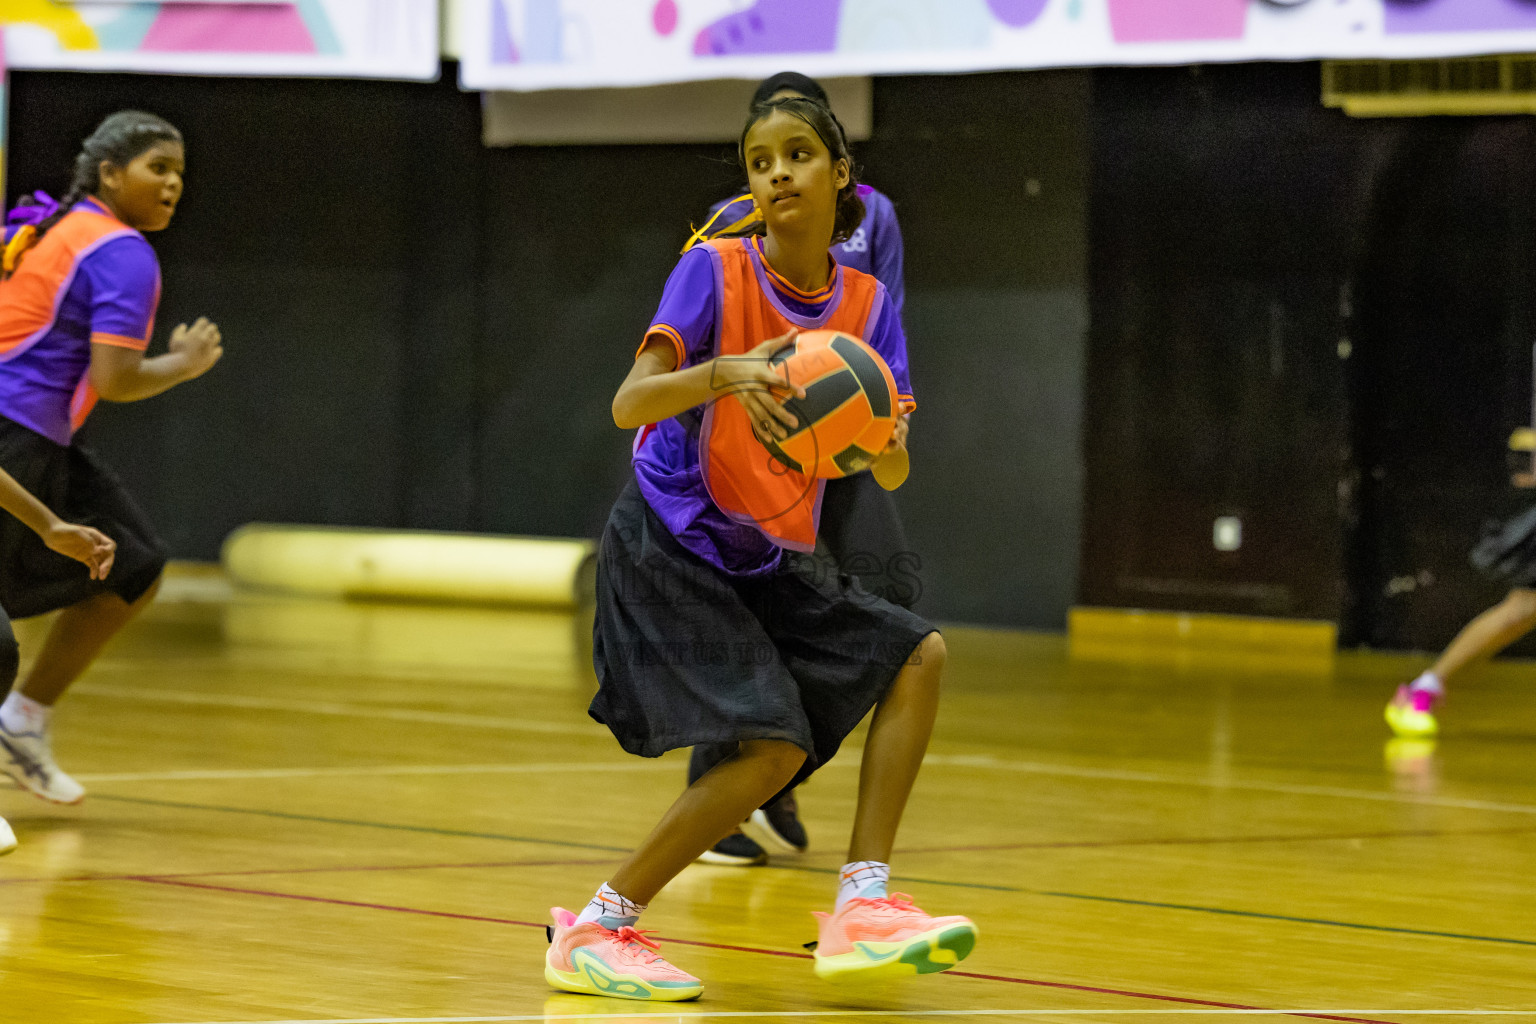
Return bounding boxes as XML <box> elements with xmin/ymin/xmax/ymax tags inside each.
<box><xmin>894</xmin><ymin>824</ymin><xmax>1536</xmax><ymax>855</ymax></box>
<box><xmin>90</xmin><ymin>793</ymin><xmax>1536</xmax><ymax>950</ymax></box>
<box><xmin>1031</xmin><ymin>890</ymin><xmax>1536</xmax><ymax>949</ymax></box>
<box><xmin>89</xmin><ymin>793</ymin><xmax>631</xmax><ymax>853</ymax></box>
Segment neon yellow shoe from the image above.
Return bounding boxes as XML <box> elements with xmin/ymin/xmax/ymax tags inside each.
<box><xmin>1385</xmin><ymin>685</ymin><xmax>1439</xmax><ymax>739</ymax></box>
<box><xmin>544</xmin><ymin>907</ymin><xmax>702</xmax><ymax>1001</ymax></box>
<box><xmin>811</xmin><ymin>894</ymin><xmax>977</xmax><ymax>982</ymax></box>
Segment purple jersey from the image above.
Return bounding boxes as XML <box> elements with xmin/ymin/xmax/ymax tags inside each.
<box><xmin>0</xmin><ymin>198</ymin><xmax>160</xmax><ymax>445</ymax></box>
<box><xmin>704</xmin><ymin>184</ymin><xmax>906</xmax><ymax>317</ymax></box>
<box><xmin>635</xmin><ymin>239</ymin><xmax>912</xmax><ymax>575</ymax></box>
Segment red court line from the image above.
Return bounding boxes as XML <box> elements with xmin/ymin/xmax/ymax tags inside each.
<box><xmin>137</xmin><ymin>877</ymin><xmax>552</xmax><ymax>929</ymax></box>
<box><xmin>0</xmin><ymin>856</ymin><xmax>622</xmax><ymax>887</ymax></box>
<box><xmin>896</xmin><ymin>825</ymin><xmax>1536</xmax><ymax>856</ymax></box>
<box><xmin>130</xmin><ymin>877</ymin><xmax>1401</xmax><ymax>1024</ymax></box>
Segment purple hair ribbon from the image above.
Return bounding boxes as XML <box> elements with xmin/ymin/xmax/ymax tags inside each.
<box><xmin>7</xmin><ymin>191</ymin><xmax>59</xmax><ymax>227</ymax></box>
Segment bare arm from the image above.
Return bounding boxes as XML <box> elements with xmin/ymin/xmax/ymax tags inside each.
<box><xmin>613</xmin><ymin>331</ymin><xmax>805</xmax><ymax>442</ymax></box>
<box><xmin>91</xmin><ymin>317</ymin><xmax>223</xmax><ymax>403</ymax></box>
<box><xmin>0</xmin><ymin>471</ymin><xmax>115</xmax><ymax>579</ymax></box>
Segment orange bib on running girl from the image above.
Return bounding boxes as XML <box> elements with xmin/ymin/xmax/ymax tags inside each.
<box><xmin>698</xmin><ymin>237</ymin><xmax>886</xmax><ymax>553</ymax></box>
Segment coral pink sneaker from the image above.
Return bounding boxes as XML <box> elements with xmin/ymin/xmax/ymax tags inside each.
<box><xmin>544</xmin><ymin>907</ymin><xmax>702</xmax><ymax>1001</ymax></box>
<box><xmin>811</xmin><ymin>893</ymin><xmax>977</xmax><ymax>981</ymax></box>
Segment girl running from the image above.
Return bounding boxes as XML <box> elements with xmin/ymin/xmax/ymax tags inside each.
<box><xmin>0</xmin><ymin>110</ymin><xmax>223</xmax><ymax>805</ymax></box>
<box><xmin>683</xmin><ymin>71</ymin><xmax>919</xmax><ymax>866</ymax></box>
<box><xmin>543</xmin><ymin>96</ymin><xmax>975</xmax><ymax>1001</ymax></box>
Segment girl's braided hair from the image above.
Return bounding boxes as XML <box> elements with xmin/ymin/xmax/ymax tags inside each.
<box><xmin>22</xmin><ymin>110</ymin><xmax>182</xmax><ymax>239</ymax></box>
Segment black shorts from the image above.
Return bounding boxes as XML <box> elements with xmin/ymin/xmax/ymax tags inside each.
<box><xmin>0</xmin><ymin>416</ymin><xmax>166</xmax><ymax>618</ymax></box>
<box><xmin>690</xmin><ymin>471</ymin><xmax>920</xmax><ymax>784</ymax></box>
<box><xmin>591</xmin><ymin>480</ymin><xmax>936</xmax><ymax>792</ymax></box>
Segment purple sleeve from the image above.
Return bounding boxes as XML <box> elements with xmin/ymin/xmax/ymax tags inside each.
<box><xmin>869</xmin><ymin>192</ymin><xmax>905</xmax><ymax>319</ymax></box>
<box><xmin>646</xmin><ymin>246</ymin><xmax>717</xmax><ymax>368</ymax></box>
<box><xmin>81</xmin><ymin>235</ymin><xmax>160</xmax><ymax>349</ymax></box>
<box><xmin>865</xmin><ymin>286</ymin><xmax>914</xmax><ymax>411</ymax></box>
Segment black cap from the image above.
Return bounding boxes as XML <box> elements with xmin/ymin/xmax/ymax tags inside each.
<box><xmin>752</xmin><ymin>72</ymin><xmax>829</xmax><ymax>108</ymax></box>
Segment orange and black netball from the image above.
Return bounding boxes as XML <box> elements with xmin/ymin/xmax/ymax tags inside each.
<box><xmin>766</xmin><ymin>329</ymin><xmax>898</xmax><ymax>479</ymax></box>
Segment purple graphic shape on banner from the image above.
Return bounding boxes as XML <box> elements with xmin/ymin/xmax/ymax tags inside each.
<box><xmin>493</xmin><ymin>0</ymin><xmax>520</xmax><ymax>62</ymax></box>
<box><xmin>1384</xmin><ymin>0</ymin><xmax>1536</xmax><ymax>33</ymax></box>
<box><xmin>986</xmin><ymin>0</ymin><xmax>1050</xmax><ymax>28</ymax></box>
<box><xmin>141</xmin><ymin>3</ymin><xmax>318</xmax><ymax>53</ymax></box>
<box><xmin>694</xmin><ymin>0</ymin><xmax>843</xmax><ymax>57</ymax></box>
<box><xmin>1107</xmin><ymin>0</ymin><xmax>1247</xmax><ymax>42</ymax></box>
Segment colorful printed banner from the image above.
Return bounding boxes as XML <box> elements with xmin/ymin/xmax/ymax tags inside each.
<box><xmin>459</xmin><ymin>0</ymin><xmax>1536</xmax><ymax>91</ymax></box>
<box><xmin>0</xmin><ymin>1</ymin><xmax>438</xmax><ymax>81</ymax></box>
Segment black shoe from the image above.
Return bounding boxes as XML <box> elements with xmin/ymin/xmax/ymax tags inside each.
<box><xmin>744</xmin><ymin>792</ymin><xmax>808</xmax><ymax>854</ymax></box>
<box><xmin>697</xmin><ymin>829</ymin><xmax>767</xmax><ymax>866</ymax></box>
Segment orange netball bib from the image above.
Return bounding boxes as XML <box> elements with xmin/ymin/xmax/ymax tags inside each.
<box><xmin>697</xmin><ymin>238</ymin><xmax>885</xmax><ymax>552</ymax></box>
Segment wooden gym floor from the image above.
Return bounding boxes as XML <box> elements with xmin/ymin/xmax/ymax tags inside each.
<box><xmin>3</xmin><ymin>572</ymin><xmax>1535</xmax><ymax>1024</ymax></box>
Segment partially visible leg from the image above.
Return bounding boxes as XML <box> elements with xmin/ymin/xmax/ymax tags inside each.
<box><xmin>1387</xmin><ymin>588</ymin><xmax>1536</xmax><ymax>739</ymax></box>
<box><xmin>0</xmin><ymin>578</ymin><xmax>161</xmax><ymax>803</ymax></box>
<box><xmin>609</xmin><ymin>738</ymin><xmax>806</xmax><ymax>905</ymax></box>
<box><xmin>16</xmin><ymin>577</ymin><xmax>161</xmax><ymax>705</ymax></box>
<box><xmin>847</xmin><ymin>631</ymin><xmax>945</xmax><ymax>863</ymax></box>
<box><xmin>0</xmin><ymin>609</ymin><xmax>19</xmax><ymax>845</ymax></box>
<box><xmin>1429</xmin><ymin>588</ymin><xmax>1536</xmax><ymax>683</ymax></box>
<box><xmin>688</xmin><ymin>740</ymin><xmax>771</xmax><ymax>866</ymax></box>
<box><xmin>819</xmin><ymin>474</ymin><xmax>918</xmax><ymax>610</ymax></box>
<box><xmin>545</xmin><ymin>739</ymin><xmax>807</xmax><ymax>1001</ymax></box>
<box><xmin>812</xmin><ymin>631</ymin><xmax>975</xmax><ymax>982</ymax></box>
<box><xmin>0</xmin><ymin>607</ymin><xmax>18</xmax><ymax>700</ymax></box>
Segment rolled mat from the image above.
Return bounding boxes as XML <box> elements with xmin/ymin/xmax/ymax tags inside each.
<box><xmin>222</xmin><ymin>524</ymin><xmax>596</xmax><ymax>609</ymax></box>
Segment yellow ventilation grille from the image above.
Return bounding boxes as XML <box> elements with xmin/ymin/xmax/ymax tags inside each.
<box><xmin>1324</xmin><ymin>55</ymin><xmax>1536</xmax><ymax>116</ymax></box>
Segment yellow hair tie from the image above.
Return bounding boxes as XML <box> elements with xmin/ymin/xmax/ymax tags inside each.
<box><xmin>681</xmin><ymin>193</ymin><xmax>762</xmax><ymax>254</ymax></box>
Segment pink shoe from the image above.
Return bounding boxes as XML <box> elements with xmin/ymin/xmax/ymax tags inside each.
<box><xmin>544</xmin><ymin>907</ymin><xmax>702</xmax><ymax>1001</ymax></box>
<box><xmin>811</xmin><ymin>893</ymin><xmax>977</xmax><ymax>981</ymax></box>
<box><xmin>1386</xmin><ymin>684</ymin><xmax>1439</xmax><ymax>739</ymax></box>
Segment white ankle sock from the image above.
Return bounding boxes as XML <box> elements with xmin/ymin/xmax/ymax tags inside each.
<box><xmin>836</xmin><ymin>861</ymin><xmax>890</xmax><ymax>910</ymax></box>
<box><xmin>0</xmin><ymin>691</ymin><xmax>49</xmax><ymax>734</ymax></box>
<box><xmin>1410</xmin><ymin>671</ymin><xmax>1445</xmax><ymax>696</ymax></box>
<box><xmin>575</xmin><ymin>883</ymin><xmax>646</xmax><ymax>930</ymax></box>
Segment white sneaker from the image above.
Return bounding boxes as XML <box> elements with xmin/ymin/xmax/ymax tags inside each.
<box><xmin>0</xmin><ymin>817</ymin><xmax>15</xmax><ymax>855</ymax></box>
<box><xmin>0</xmin><ymin>718</ymin><xmax>85</xmax><ymax>805</ymax></box>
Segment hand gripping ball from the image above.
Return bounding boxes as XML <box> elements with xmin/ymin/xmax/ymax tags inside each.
<box><xmin>765</xmin><ymin>329</ymin><xmax>899</xmax><ymax>479</ymax></box>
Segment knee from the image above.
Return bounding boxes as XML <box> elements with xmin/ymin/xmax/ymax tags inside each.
<box><xmin>739</xmin><ymin>739</ymin><xmax>808</xmax><ymax>787</ymax></box>
<box><xmin>915</xmin><ymin>631</ymin><xmax>946</xmax><ymax>673</ymax></box>
<box><xmin>904</xmin><ymin>632</ymin><xmax>946</xmax><ymax>692</ymax></box>
<box><xmin>885</xmin><ymin>632</ymin><xmax>945</xmax><ymax>709</ymax></box>
<box><xmin>1504</xmin><ymin>589</ymin><xmax>1536</xmax><ymax>625</ymax></box>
